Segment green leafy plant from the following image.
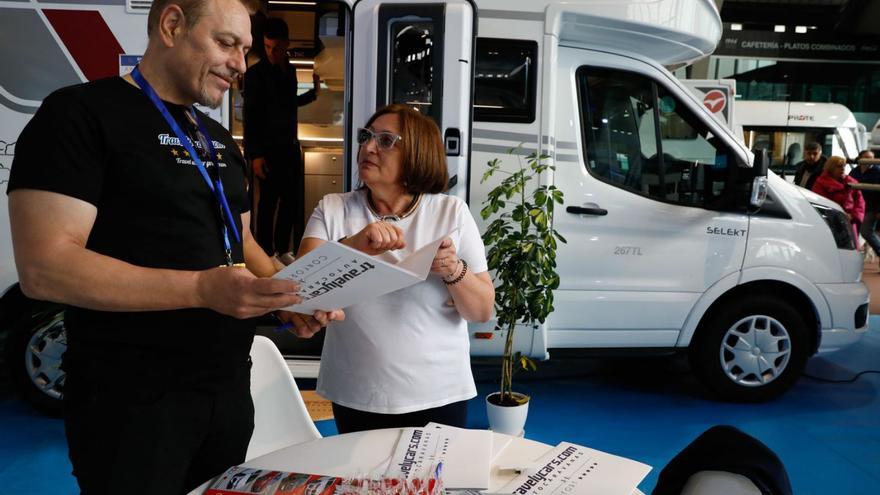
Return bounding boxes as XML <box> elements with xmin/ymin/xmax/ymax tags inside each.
<box><xmin>480</xmin><ymin>150</ymin><xmax>566</xmax><ymax>407</ymax></box>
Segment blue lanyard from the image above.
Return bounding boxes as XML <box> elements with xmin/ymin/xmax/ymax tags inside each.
<box><xmin>131</xmin><ymin>67</ymin><xmax>241</xmax><ymax>265</ymax></box>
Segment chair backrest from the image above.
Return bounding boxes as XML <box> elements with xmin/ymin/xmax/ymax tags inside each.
<box><xmin>246</xmin><ymin>336</ymin><xmax>321</xmax><ymax>461</ymax></box>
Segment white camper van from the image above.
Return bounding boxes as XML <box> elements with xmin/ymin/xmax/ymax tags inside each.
<box><xmin>0</xmin><ymin>0</ymin><xmax>869</xmax><ymax>410</ymax></box>
<box><xmin>738</xmin><ymin>101</ymin><xmax>864</xmax><ymax>179</ymax></box>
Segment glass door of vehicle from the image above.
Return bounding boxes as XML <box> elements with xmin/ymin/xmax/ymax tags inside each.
<box><xmin>349</xmin><ymin>0</ymin><xmax>476</xmax><ymax>199</ymax></box>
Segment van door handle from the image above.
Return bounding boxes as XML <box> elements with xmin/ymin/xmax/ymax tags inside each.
<box><xmin>566</xmin><ymin>205</ymin><xmax>608</xmax><ymax>216</ymax></box>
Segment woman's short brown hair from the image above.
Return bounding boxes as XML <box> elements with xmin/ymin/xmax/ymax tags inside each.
<box><xmin>363</xmin><ymin>104</ymin><xmax>448</xmax><ymax>194</ymax></box>
<box><xmin>824</xmin><ymin>155</ymin><xmax>846</xmax><ymax>173</ymax></box>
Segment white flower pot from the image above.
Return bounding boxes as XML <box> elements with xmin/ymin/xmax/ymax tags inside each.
<box><xmin>486</xmin><ymin>392</ymin><xmax>529</xmax><ymax>436</ymax></box>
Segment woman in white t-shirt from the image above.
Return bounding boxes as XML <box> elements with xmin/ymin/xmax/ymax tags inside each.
<box><xmin>287</xmin><ymin>104</ymin><xmax>495</xmax><ymax>433</ymax></box>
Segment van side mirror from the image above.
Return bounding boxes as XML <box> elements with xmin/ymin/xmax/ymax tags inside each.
<box><xmin>752</xmin><ymin>148</ymin><xmax>769</xmax><ymax>178</ymax></box>
<box><xmin>750</xmin><ymin>148</ymin><xmax>770</xmax><ymax>209</ymax></box>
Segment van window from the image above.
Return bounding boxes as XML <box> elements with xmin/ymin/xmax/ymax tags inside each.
<box><xmin>473</xmin><ymin>38</ymin><xmax>537</xmax><ymax>123</ymax></box>
<box><xmin>577</xmin><ymin>67</ymin><xmax>735</xmax><ymax>209</ymax></box>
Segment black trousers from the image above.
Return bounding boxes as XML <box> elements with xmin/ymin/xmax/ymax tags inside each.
<box><xmin>63</xmin><ymin>359</ymin><xmax>254</xmax><ymax>495</ymax></box>
<box><xmin>332</xmin><ymin>400</ymin><xmax>469</xmax><ymax>434</ymax></box>
<box><xmin>256</xmin><ymin>145</ymin><xmax>304</xmax><ymax>256</ymax></box>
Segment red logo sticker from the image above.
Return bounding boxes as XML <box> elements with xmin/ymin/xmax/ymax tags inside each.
<box><xmin>703</xmin><ymin>89</ymin><xmax>727</xmax><ymax>114</ymax></box>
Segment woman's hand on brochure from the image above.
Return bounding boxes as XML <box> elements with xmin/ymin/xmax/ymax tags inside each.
<box><xmin>430</xmin><ymin>238</ymin><xmax>460</xmax><ymax>279</ymax></box>
<box><xmin>278</xmin><ymin>309</ymin><xmax>346</xmax><ymax>338</ymax></box>
<box><xmin>344</xmin><ymin>221</ymin><xmax>406</xmax><ymax>255</ymax></box>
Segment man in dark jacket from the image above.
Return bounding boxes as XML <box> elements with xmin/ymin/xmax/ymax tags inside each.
<box><xmin>244</xmin><ymin>17</ymin><xmax>320</xmax><ymax>256</ymax></box>
<box><xmin>793</xmin><ymin>141</ymin><xmax>827</xmax><ymax>190</ymax></box>
<box><xmin>850</xmin><ymin>149</ymin><xmax>880</xmax><ymax>260</ymax></box>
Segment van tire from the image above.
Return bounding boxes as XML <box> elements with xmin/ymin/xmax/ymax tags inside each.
<box><xmin>5</xmin><ymin>304</ymin><xmax>66</xmax><ymax>416</ymax></box>
<box><xmin>690</xmin><ymin>296</ymin><xmax>809</xmax><ymax>402</ymax></box>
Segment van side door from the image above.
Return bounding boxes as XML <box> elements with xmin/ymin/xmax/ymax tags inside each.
<box><xmin>550</xmin><ymin>48</ymin><xmax>750</xmax><ymax>348</ymax></box>
<box><xmin>349</xmin><ymin>0</ymin><xmax>475</xmax><ymax>199</ymax></box>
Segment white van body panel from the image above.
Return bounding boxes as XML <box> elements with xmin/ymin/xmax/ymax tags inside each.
<box><xmin>0</xmin><ymin>4</ymin><xmax>149</xmax><ymax>301</ymax></box>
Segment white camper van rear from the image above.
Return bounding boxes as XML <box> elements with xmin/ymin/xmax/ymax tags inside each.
<box><xmin>738</xmin><ymin>100</ymin><xmax>863</xmax><ymax>179</ymax></box>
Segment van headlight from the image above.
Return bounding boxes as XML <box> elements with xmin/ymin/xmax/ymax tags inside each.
<box><xmin>812</xmin><ymin>203</ymin><xmax>856</xmax><ymax>250</ymax></box>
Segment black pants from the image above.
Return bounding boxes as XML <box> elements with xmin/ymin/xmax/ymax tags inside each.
<box><xmin>63</xmin><ymin>359</ymin><xmax>254</xmax><ymax>495</ymax></box>
<box><xmin>256</xmin><ymin>146</ymin><xmax>304</xmax><ymax>256</ymax></box>
<box><xmin>332</xmin><ymin>400</ymin><xmax>469</xmax><ymax>434</ymax></box>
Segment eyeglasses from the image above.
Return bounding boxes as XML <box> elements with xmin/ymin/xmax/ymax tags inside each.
<box><xmin>356</xmin><ymin>127</ymin><xmax>402</xmax><ymax>151</ymax></box>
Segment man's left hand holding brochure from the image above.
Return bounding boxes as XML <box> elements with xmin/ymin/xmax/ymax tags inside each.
<box><xmin>273</xmin><ymin>233</ymin><xmax>450</xmax><ymax>313</ymax></box>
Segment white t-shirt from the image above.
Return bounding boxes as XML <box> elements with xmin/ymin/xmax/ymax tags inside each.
<box><xmin>303</xmin><ymin>190</ymin><xmax>488</xmax><ymax>414</ymax></box>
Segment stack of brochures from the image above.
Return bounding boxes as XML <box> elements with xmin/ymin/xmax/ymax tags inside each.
<box><xmin>204</xmin><ymin>424</ymin><xmax>651</xmax><ymax>495</ymax></box>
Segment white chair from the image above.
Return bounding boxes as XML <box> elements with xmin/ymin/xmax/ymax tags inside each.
<box><xmin>246</xmin><ymin>336</ymin><xmax>321</xmax><ymax>461</ymax></box>
<box><xmin>681</xmin><ymin>471</ymin><xmax>762</xmax><ymax>495</ymax></box>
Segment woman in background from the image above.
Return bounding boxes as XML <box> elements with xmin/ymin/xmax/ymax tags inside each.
<box><xmin>812</xmin><ymin>155</ymin><xmax>865</xmax><ymax>245</ymax></box>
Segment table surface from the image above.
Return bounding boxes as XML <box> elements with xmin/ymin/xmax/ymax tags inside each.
<box><xmin>191</xmin><ymin>429</ymin><xmax>645</xmax><ymax>494</ymax></box>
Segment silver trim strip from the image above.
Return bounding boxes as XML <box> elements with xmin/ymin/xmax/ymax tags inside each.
<box><xmin>472</xmin><ymin>143</ymin><xmax>538</xmax><ymax>156</ymax></box>
<box><xmin>479</xmin><ymin>9</ymin><xmax>544</xmax><ymax>21</ymax></box>
<box><xmin>556</xmin><ymin>154</ymin><xmax>580</xmax><ymax>163</ymax></box>
<box><xmin>473</xmin><ymin>128</ymin><xmax>539</xmax><ymax>143</ymax></box>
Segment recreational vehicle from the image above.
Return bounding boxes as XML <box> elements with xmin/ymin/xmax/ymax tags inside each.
<box><xmin>0</xmin><ymin>0</ymin><xmax>868</xmax><ymax>411</ymax></box>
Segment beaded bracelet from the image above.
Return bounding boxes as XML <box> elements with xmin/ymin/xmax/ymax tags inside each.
<box><xmin>443</xmin><ymin>259</ymin><xmax>468</xmax><ymax>285</ymax></box>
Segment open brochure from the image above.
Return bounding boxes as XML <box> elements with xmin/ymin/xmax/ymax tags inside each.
<box><xmin>273</xmin><ymin>232</ymin><xmax>450</xmax><ymax>313</ymax></box>
<box><xmin>492</xmin><ymin>441</ymin><xmax>651</xmax><ymax>495</ymax></box>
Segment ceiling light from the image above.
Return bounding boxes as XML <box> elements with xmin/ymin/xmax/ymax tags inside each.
<box><xmin>795</xmin><ymin>26</ymin><xmax>807</xmax><ymax>34</ymax></box>
<box><xmin>774</xmin><ymin>25</ymin><xmax>786</xmax><ymax>33</ymax></box>
<box><xmin>731</xmin><ymin>23</ymin><xmax>742</xmax><ymax>31</ymax></box>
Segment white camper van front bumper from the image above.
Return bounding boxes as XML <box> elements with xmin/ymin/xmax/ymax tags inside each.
<box><xmin>816</xmin><ymin>281</ymin><xmax>870</xmax><ymax>352</ymax></box>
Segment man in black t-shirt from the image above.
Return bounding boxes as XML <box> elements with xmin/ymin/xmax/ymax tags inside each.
<box><xmin>7</xmin><ymin>0</ymin><xmax>339</xmax><ymax>493</ymax></box>
<box><xmin>244</xmin><ymin>17</ymin><xmax>320</xmax><ymax>256</ymax></box>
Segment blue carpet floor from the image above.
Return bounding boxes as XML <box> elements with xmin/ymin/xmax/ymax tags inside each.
<box><xmin>1</xmin><ymin>320</ymin><xmax>878</xmax><ymax>494</ymax></box>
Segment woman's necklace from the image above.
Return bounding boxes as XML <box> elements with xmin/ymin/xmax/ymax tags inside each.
<box><xmin>366</xmin><ymin>190</ymin><xmax>422</xmax><ymax>222</ymax></box>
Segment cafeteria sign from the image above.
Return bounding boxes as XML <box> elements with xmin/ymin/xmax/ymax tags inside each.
<box><xmin>715</xmin><ymin>29</ymin><xmax>880</xmax><ymax>62</ymax></box>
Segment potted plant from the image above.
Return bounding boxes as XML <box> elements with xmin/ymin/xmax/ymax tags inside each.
<box><xmin>480</xmin><ymin>149</ymin><xmax>565</xmax><ymax>436</ymax></box>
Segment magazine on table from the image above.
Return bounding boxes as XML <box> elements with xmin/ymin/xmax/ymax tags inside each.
<box><xmin>273</xmin><ymin>231</ymin><xmax>452</xmax><ymax>313</ymax></box>
<box><xmin>204</xmin><ymin>467</ymin><xmax>342</xmax><ymax>495</ymax></box>
<box><xmin>204</xmin><ymin>465</ymin><xmax>440</xmax><ymax>495</ymax></box>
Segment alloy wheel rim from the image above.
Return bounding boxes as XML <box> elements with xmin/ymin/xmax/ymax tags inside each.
<box><xmin>720</xmin><ymin>314</ymin><xmax>791</xmax><ymax>387</ymax></box>
<box><xmin>24</xmin><ymin>313</ymin><xmax>66</xmax><ymax>400</ymax></box>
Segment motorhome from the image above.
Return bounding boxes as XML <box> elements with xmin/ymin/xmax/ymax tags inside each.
<box><xmin>0</xmin><ymin>0</ymin><xmax>868</xmax><ymax>411</ymax></box>
<box><xmin>738</xmin><ymin>100</ymin><xmax>864</xmax><ymax>179</ymax></box>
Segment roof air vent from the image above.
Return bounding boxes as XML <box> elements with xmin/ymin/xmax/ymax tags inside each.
<box><xmin>126</xmin><ymin>0</ymin><xmax>152</xmax><ymax>14</ymax></box>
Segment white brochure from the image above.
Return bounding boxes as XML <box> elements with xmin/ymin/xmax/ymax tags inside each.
<box><xmin>273</xmin><ymin>233</ymin><xmax>448</xmax><ymax>313</ymax></box>
<box><xmin>385</xmin><ymin>423</ymin><xmax>492</xmax><ymax>491</ymax></box>
<box><xmin>494</xmin><ymin>442</ymin><xmax>651</xmax><ymax>495</ymax></box>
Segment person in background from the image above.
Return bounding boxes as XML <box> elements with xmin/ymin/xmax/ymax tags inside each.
<box><xmin>244</xmin><ymin>17</ymin><xmax>320</xmax><ymax>259</ymax></box>
<box><xmin>849</xmin><ymin>150</ymin><xmax>880</xmax><ymax>259</ymax></box>
<box><xmin>794</xmin><ymin>141</ymin><xmax>827</xmax><ymax>190</ymax></box>
<box><xmin>812</xmin><ymin>155</ymin><xmax>865</xmax><ymax>246</ymax></box>
<box><xmin>289</xmin><ymin>104</ymin><xmax>495</xmax><ymax>433</ymax></box>
<box><xmin>6</xmin><ymin>0</ymin><xmax>326</xmax><ymax>492</ymax></box>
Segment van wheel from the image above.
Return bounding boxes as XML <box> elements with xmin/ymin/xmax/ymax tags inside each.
<box><xmin>690</xmin><ymin>296</ymin><xmax>809</xmax><ymax>402</ymax></box>
<box><xmin>5</xmin><ymin>305</ymin><xmax>66</xmax><ymax>416</ymax></box>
